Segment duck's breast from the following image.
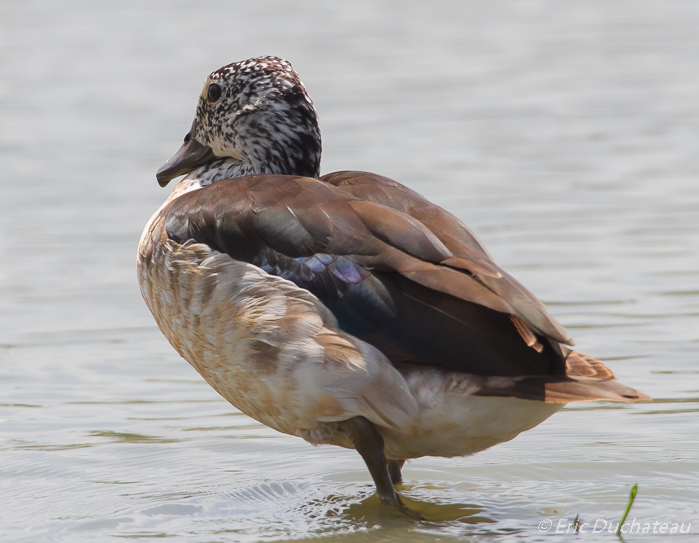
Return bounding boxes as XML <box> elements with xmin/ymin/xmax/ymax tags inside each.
<box><xmin>137</xmin><ymin>212</ymin><xmax>419</xmax><ymax>441</ymax></box>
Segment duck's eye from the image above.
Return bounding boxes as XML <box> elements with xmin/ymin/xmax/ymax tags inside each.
<box><xmin>207</xmin><ymin>83</ymin><xmax>222</xmax><ymax>102</ymax></box>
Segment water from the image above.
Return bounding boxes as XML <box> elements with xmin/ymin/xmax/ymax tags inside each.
<box><xmin>1</xmin><ymin>1</ymin><xmax>697</xmax><ymax>541</ymax></box>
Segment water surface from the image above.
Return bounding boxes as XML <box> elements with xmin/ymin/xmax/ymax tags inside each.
<box><xmin>1</xmin><ymin>1</ymin><xmax>698</xmax><ymax>541</ymax></box>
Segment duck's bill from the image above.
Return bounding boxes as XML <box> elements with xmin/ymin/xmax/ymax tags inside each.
<box><xmin>156</xmin><ymin>130</ymin><xmax>216</xmax><ymax>187</ymax></box>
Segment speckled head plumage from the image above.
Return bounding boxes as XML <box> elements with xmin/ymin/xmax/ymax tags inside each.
<box><xmin>157</xmin><ymin>56</ymin><xmax>322</xmax><ymax>186</ymax></box>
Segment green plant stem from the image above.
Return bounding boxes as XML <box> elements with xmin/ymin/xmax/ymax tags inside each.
<box><xmin>616</xmin><ymin>483</ymin><xmax>638</xmax><ymax>535</ymax></box>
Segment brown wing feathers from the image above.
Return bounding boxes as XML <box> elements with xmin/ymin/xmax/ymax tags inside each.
<box><xmin>164</xmin><ymin>174</ymin><xmax>574</xmax><ymax>380</ymax></box>
<box><xmin>323</xmin><ymin>171</ymin><xmax>574</xmax><ymax>346</ymax></box>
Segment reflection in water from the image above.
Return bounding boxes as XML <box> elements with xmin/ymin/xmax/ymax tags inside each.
<box><xmin>87</xmin><ymin>430</ymin><xmax>183</xmax><ymax>444</ymax></box>
<box><xmin>345</xmin><ymin>491</ymin><xmax>491</xmax><ymax>524</ymax></box>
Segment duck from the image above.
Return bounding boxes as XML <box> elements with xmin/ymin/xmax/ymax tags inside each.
<box><xmin>138</xmin><ymin>56</ymin><xmax>649</xmax><ymax>517</ymax></box>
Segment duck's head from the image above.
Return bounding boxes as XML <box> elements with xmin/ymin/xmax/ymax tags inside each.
<box><xmin>156</xmin><ymin>56</ymin><xmax>322</xmax><ymax>187</ymax></box>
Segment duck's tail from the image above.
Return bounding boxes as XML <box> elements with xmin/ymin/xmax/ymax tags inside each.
<box><xmin>474</xmin><ymin>350</ymin><xmax>650</xmax><ymax>404</ymax></box>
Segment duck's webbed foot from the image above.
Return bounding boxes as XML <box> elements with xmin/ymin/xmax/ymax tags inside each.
<box><xmin>339</xmin><ymin>416</ymin><xmax>421</xmax><ymax>520</ymax></box>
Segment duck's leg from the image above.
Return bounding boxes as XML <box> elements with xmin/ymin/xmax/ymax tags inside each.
<box><xmin>339</xmin><ymin>417</ymin><xmax>421</xmax><ymax>519</ymax></box>
<box><xmin>387</xmin><ymin>459</ymin><xmax>405</xmax><ymax>485</ymax></box>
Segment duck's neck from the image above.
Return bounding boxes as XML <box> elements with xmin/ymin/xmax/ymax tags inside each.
<box><xmin>193</xmin><ymin>157</ymin><xmax>262</xmax><ymax>186</ymax></box>
<box><xmin>165</xmin><ymin>158</ymin><xmax>260</xmax><ymax>201</ymax></box>
<box><xmin>168</xmin><ymin>124</ymin><xmax>322</xmax><ymax>200</ymax></box>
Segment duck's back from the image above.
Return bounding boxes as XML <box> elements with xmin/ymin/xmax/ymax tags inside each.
<box><xmin>157</xmin><ymin>173</ymin><xmax>570</xmax><ymax>378</ymax></box>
